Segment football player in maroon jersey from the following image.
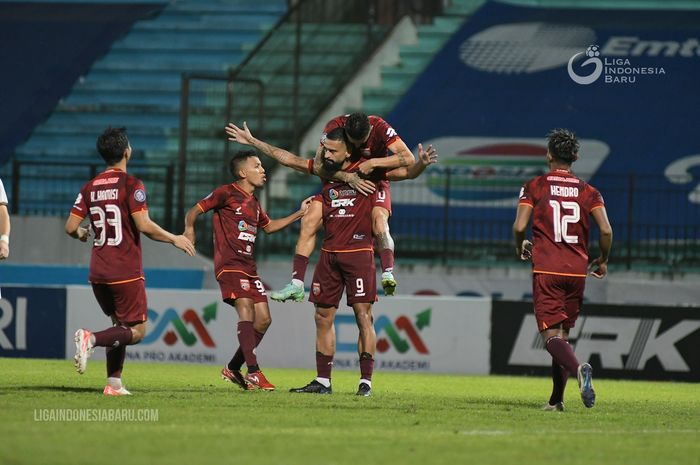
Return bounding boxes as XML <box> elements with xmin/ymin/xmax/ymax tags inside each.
<box><xmin>513</xmin><ymin>128</ymin><xmax>612</xmax><ymax>410</ymax></box>
<box><xmin>66</xmin><ymin>127</ymin><xmax>195</xmax><ymax>395</ymax></box>
<box><xmin>226</xmin><ymin>124</ymin><xmax>436</xmax><ymax>395</ymax></box>
<box><xmin>183</xmin><ymin>151</ymin><xmax>312</xmax><ymax>391</ymax></box>
<box><xmin>0</xmin><ymin>177</ymin><xmax>9</xmax><ymax>263</ymax></box>
<box><xmin>227</xmin><ymin>113</ymin><xmax>413</xmax><ymax>300</ymax></box>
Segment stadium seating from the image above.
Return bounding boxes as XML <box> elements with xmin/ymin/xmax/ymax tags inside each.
<box><xmin>358</xmin><ymin>0</ymin><xmax>483</xmax><ymax>117</ymax></box>
<box><xmin>4</xmin><ymin>0</ymin><xmax>287</xmax><ymax>222</ymax></box>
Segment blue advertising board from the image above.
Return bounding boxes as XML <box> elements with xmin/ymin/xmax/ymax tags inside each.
<box><xmin>0</xmin><ymin>287</ymin><xmax>66</xmax><ymax>359</ymax></box>
<box><xmin>388</xmin><ymin>2</ymin><xmax>700</xmax><ymax>238</ymax></box>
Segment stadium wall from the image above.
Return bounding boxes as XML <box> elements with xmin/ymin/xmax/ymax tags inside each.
<box><xmin>2</xmin><ymin>286</ymin><xmax>699</xmax><ymax>380</ymax></box>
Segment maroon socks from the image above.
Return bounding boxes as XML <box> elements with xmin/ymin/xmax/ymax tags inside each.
<box><xmin>93</xmin><ymin>325</ymin><xmax>133</xmax><ymax>348</ymax></box>
<box><xmin>545</xmin><ymin>336</ymin><xmax>579</xmax><ymax>377</ymax></box>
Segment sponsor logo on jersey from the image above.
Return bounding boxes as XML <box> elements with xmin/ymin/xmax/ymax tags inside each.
<box><xmin>238</xmin><ymin>232</ymin><xmax>256</xmax><ymax>243</ymax></box>
<box><xmin>134</xmin><ymin>189</ymin><xmax>146</xmax><ymax>203</ymax></box>
<box><xmin>331</xmin><ymin>198</ymin><xmax>355</xmax><ymax>208</ymax></box>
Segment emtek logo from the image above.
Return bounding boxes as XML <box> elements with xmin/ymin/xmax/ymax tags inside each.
<box><xmin>142</xmin><ymin>303</ymin><xmax>217</xmax><ymax>347</ymax></box>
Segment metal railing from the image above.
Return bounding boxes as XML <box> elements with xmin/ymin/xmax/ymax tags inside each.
<box><xmin>252</xmin><ymin>172</ymin><xmax>700</xmax><ymax>271</ymax></box>
<box><xmin>4</xmin><ymin>160</ymin><xmax>700</xmax><ymax>272</ymax></box>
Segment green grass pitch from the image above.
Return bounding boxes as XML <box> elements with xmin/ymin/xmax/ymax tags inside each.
<box><xmin>1</xmin><ymin>358</ymin><xmax>698</xmax><ymax>465</ymax></box>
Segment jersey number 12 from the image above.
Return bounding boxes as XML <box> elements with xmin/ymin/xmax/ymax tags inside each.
<box><xmin>549</xmin><ymin>200</ymin><xmax>580</xmax><ymax>243</ymax></box>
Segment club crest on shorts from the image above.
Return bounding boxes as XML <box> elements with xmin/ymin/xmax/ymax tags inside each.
<box><xmin>240</xmin><ymin>279</ymin><xmax>250</xmax><ymax>291</ymax></box>
<box><xmin>312</xmin><ymin>282</ymin><xmax>321</xmax><ymax>296</ymax></box>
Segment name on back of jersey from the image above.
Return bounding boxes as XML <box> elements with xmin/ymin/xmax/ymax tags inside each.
<box><xmin>550</xmin><ymin>185</ymin><xmax>579</xmax><ymax>198</ymax></box>
<box><xmin>90</xmin><ymin>189</ymin><xmax>119</xmax><ymax>202</ymax></box>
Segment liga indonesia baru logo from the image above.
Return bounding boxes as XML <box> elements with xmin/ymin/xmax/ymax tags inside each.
<box><xmin>568</xmin><ymin>44</ymin><xmax>666</xmax><ymax>85</ymax></box>
<box><xmin>141</xmin><ymin>303</ymin><xmax>217</xmax><ymax>347</ymax></box>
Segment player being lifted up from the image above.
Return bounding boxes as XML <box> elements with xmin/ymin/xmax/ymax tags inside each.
<box><xmin>66</xmin><ymin>127</ymin><xmax>195</xmax><ymax>396</ymax></box>
<box><xmin>226</xmin><ymin>113</ymin><xmax>414</xmax><ymax>300</ymax></box>
<box><xmin>227</xmin><ymin>124</ymin><xmax>435</xmax><ymax>395</ymax></box>
<box><xmin>513</xmin><ymin>128</ymin><xmax>612</xmax><ymax>410</ymax></box>
<box><xmin>183</xmin><ymin>151</ymin><xmax>312</xmax><ymax>391</ymax></box>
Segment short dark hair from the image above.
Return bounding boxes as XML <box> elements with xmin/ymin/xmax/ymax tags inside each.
<box><xmin>325</xmin><ymin>127</ymin><xmax>349</xmax><ymax>147</ymax></box>
<box><xmin>547</xmin><ymin>128</ymin><xmax>579</xmax><ymax>163</ymax></box>
<box><xmin>96</xmin><ymin>126</ymin><xmax>129</xmax><ymax>165</ymax></box>
<box><xmin>229</xmin><ymin>150</ymin><xmax>258</xmax><ymax>179</ymax></box>
<box><xmin>345</xmin><ymin>112</ymin><xmax>370</xmax><ymax>141</ymax></box>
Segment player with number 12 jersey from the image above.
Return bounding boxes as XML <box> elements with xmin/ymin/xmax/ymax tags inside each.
<box><xmin>518</xmin><ymin>171</ymin><xmax>604</xmax><ymax>277</ymax></box>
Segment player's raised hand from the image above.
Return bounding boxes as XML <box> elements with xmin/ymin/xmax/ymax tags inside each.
<box><xmin>518</xmin><ymin>239</ymin><xmax>532</xmax><ymax>261</ymax></box>
<box><xmin>347</xmin><ymin>172</ymin><xmax>376</xmax><ymax>196</ymax></box>
<box><xmin>173</xmin><ymin>234</ymin><xmax>196</xmax><ymax>256</ymax></box>
<box><xmin>298</xmin><ymin>196</ymin><xmax>314</xmax><ymax>216</ymax></box>
<box><xmin>418</xmin><ymin>143</ymin><xmax>438</xmax><ymax>166</ymax></box>
<box><xmin>589</xmin><ymin>257</ymin><xmax>608</xmax><ymax>279</ymax></box>
<box><xmin>225</xmin><ymin>121</ymin><xmax>254</xmax><ymax>146</ymax></box>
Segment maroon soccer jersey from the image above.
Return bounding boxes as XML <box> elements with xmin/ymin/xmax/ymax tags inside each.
<box><xmin>322</xmin><ymin>115</ymin><xmax>400</xmax><ymax>159</ymax></box>
<box><xmin>518</xmin><ymin>170</ymin><xmax>604</xmax><ymax>276</ymax></box>
<box><xmin>196</xmin><ymin>183</ymin><xmax>270</xmax><ymax>278</ymax></box>
<box><xmin>70</xmin><ymin>168</ymin><xmax>147</xmax><ymax>284</ymax></box>
<box><xmin>319</xmin><ymin>160</ymin><xmax>375</xmax><ymax>252</ymax></box>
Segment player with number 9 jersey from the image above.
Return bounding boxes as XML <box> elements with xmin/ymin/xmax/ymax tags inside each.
<box><xmin>70</xmin><ymin>168</ymin><xmax>148</xmax><ymax>284</ymax></box>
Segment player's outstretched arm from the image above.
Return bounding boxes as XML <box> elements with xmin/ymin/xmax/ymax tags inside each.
<box><xmin>64</xmin><ymin>214</ymin><xmax>90</xmax><ymax>243</ymax></box>
<box><xmin>386</xmin><ymin>144</ymin><xmax>437</xmax><ymax>181</ymax></box>
<box><xmin>589</xmin><ymin>206</ymin><xmax>613</xmax><ymax>278</ymax></box>
<box><xmin>512</xmin><ymin>205</ymin><xmax>533</xmax><ymax>260</ymax></box>
<box><xmin>226</xmin><ymin>122</ymin><xmax>310</xmax><ymax>174</ymax></box>
<box><xmin>263</xmin><ymin>196</ymin><xmax>313</xmax><ymax>234</ymax></box>
<box><xmin>183</xmin><ymin>204</ymin><xmax>205</xmax><ymax>246</ymax></box>
<box><xmin>357</xmin><ymin>138</ymin><xmax>416</xmax><ymax>177</ymax></box>
<box><xmin>132</xmin><ymin>210</ymin><xmax>196</xmax><ymax>256</ymax></box>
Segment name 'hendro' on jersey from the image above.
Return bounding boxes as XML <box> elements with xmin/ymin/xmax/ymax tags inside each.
<box><xmin>90</xmin><ymin>189</ymin><xmax>119</xmax><ymax>202</ymax></box>
<box><xmin>549</xmin><ymin>185</ymin><xmax>580</xmax><ymax>198</ymax></box>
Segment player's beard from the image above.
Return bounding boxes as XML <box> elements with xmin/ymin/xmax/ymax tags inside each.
<box><xmin>322</xmin><ymin>157</ymin><xmax>343</xmax><ymax>173</ymax></box>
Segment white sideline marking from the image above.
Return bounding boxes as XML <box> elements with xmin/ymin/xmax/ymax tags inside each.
<box><xmin>460</xmin><ymin>429</ymin><xmax>699</xmax><ymax>436</ymax></box>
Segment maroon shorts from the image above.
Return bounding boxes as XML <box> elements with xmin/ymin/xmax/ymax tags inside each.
<box><xmin>532</xmin><ymin>273</ymin><xmax>586</xmax><ymax>332</ymax></box>
<box><xmin>372</xmin><ymin>181</ymin><xmax>392</xmax><ymax>215</ymax></box>
<box><xmin>91</xmin><ymin>279</ymin><xmax>147</xmax><ymax>325</ymax></box>
<box><xmin>217</xmin><ymin>271</ymin><xmax>268</xmax><ymax>304</ymax></box>
<box><xmin>310</xmin><ymin>250</ymin><xmax>377</xmax><ymax>307</ymax></box>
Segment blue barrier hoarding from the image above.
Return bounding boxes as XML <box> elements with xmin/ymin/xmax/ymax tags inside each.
<box><xmin>0</xmin><ymin>287</ymin><xmax>66</xmax><ymax>359</ymax></box>
<box><xmin>388</xmin><ymin>2</ymin><xmax>700</xmax><ymax>238</ymax></box>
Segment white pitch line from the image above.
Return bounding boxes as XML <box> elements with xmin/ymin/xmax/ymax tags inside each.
<box><xmin>460</xmin><ymin>429</ymin><xmax>699</xmax><ymax>436</ymax></box>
